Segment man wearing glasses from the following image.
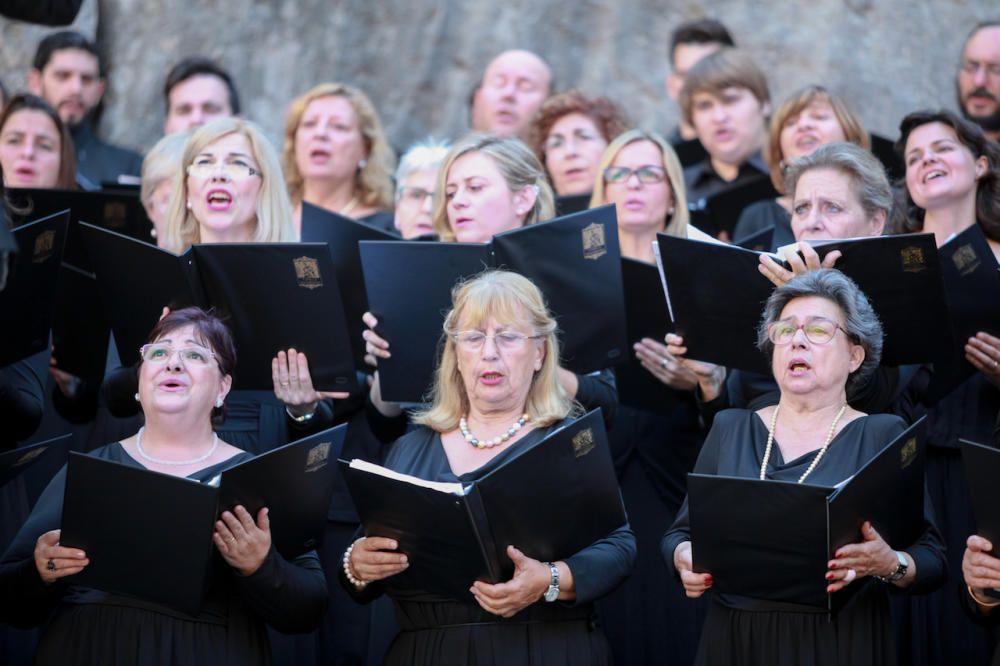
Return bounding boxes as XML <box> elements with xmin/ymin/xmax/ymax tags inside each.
<box><xmin>957</xmin><ymin>21</ymin><xmax>1000</xmax><ymax>142</ymax></box>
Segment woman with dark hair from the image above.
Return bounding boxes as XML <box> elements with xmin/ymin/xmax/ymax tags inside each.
<box><xmin>0</xmin><ymin>307</ymin><xmax>328</xmax><ymax>665</ymax></box>
<box><xmin>527</xmin><ymin>90</ymin><xmax>631</xmax><ymax>197</ymax></box>
<box><xmin>0</xmin><ymin>93</ymin><xmax>76</xmax><ymax>189</ymax></box>
<box><xmin>663</xmin><ymin>269</ymin><xmax>945</xmax><ymax>665</ymax></box>
<box><xmin>893</xmin><ymin>109</ymin><xmax>1000</xmax><ymax>666</ymax></box>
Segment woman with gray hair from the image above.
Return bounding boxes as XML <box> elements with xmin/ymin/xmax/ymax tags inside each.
<box><xmin>392</xmin><ymin>138</ymin><xmax>449</xmax><ymax>239</ymax></box>
<box><xmin>662</xmin><ymin>269</ymin><xmax>945</xmax><ymax>666</ymax></box>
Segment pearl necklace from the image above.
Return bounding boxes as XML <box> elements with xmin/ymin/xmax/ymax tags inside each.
<box><xmin>759</xmin><ymin>404</ymin><xmax>847</xmax><ymax>483</ymax></box>
<box><xmin>460</xmin><ymin>414</ymin><xmax>528</xmax><ymax>449</ymax></box>
<box><xmin>135</xmin><ymin>426</ymin><xmax>219</xmax><ymax>466</ymax></box>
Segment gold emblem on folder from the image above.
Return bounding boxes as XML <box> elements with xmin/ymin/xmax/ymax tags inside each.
<box><xmin>14</xmin><ymin>447</ymin><xmax>46</xmax><ymax>467</ymax></box>
<box><xmin>900</xmin><ymin>246</ymin><xmax>925</xmax><ymax>273</ymax></box>
<box><xmin>900</xmin><ymin>437</ymin><xmax>917</xmax><ymax>469</ymax></box>
<box><xmin>305</xmin><ymin>441</ymin><xmax>331</xmax><ymax>472</ymax></box>
<box><xmin>582</xmin><ymin>223</ymin><xmax>607</xmax><ymax>260</ymax></box>
<box><xmin>572</xmin><ymin>428</ymin><xmax>595</xmax><ymax>458</ymax></box>
<box><xmin>951</xmin><ymin>243</ymin><xmax>980</xmax><ymax>276</ymax></box>
<box><xmin>32</xmin><ymin>230</ymin><xmax>55</xmax><ymax>263</ymax></box>
<box><xmin>103</xmin><ymin>201</ymin><xmax>127</xmax><ymax>229</ymax></box>
<box><xmin>293</xmin><ymin>256</ymin><xmax>323</xmax><ymax>289</ymax></box>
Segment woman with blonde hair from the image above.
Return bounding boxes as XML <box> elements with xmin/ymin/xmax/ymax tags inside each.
<box><xmin>162</xmin><ymin>117</ymin><xmax>295</xmax><ymax>253</ymax></box>
<box><xmin>140</xmin><ymin>131</ymin><xmax>187</xmax><ymax>246</ymax></box>
<box><xmin>282</xmin><ymin>82</ymin><xmax>396</xmax><ymax>233</ymax></box>
<box><xmin>345</xmin><ymin>270</ymin><xmax>635</xmax><ymax>666</ymax></box>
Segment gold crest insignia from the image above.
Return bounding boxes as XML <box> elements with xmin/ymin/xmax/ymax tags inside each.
<box><xmin>32</xmin><ymin>230</ymin><xmax>56</xmax><ymax>263</ymax></box>
<box><xmin>305</xmin><ymin>441</ymin><xmax>331</xmax><ymax>472</ymax></box>
<box><xmin>582</xmin><ymin>223</ymin><xmax>607</xmax><ymax>261</ymax></box>
<box><xmin>900</xmin><ymin>246</ymin><xmax>925</xmax><ymax>273</ymax></box>
<box><xmin>900</xmin><ymin>437</ymin><xmax>917</xmax><ymax>469</ymax></box>
<box><xmin>103</xmin><ymin>201</ymin><xmax>127</xmax><ymax>229</ymax></box>
<box><xmin>572</xmin><ymin>428</ymin><xmax>596</xmax><ymax>458</ymax></box>
<box><xmin>14</xmin><ymin>447</ymin><xmax>46</xmax><ymax>468</ymax></box>
<box><xmin>951</xmin><ymin>243</ymin><xmax>981</xmax><ymax>276</ymax></box>
<box><xmin>294</xmin><ymin>256</ymin><xmax>323</xmax><ymax>289</ymax></box>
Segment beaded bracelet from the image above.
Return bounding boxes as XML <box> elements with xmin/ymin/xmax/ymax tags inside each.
<box><xmin>343</xmin><ymin>538</ymin><xmax>368</xmax><ymax>589</ymax></box>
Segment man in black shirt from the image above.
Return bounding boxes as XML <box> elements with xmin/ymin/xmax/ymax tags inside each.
<box><xmin>28</xmin><ymin>31</ymin><xmax>141</xmax><ymax>189</ymax></box>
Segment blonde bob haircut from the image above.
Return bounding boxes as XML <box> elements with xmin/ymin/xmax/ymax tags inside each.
<box><xmin>412</xmin><ymin>270</ymin><xmax>578</xmax><ymax>432</ymax></box>
<box><xmin>432</xmin><ymin>134</ymin><xmax>556</xmax><ymax>241</ymax></box>
<box><xmin>141</xmin><ymin>131</ymin><xmax>188</xmax><ymax>205</ymax></box>
<box><xmin>589</xmin><ymin>129</ymin><xmax>690</xmax><ymax>238</ymax></box>
<box><xmin>282</xmin><ymin>82</ymin><xmax>395</xmax><ymax>211</ymax></box>
<box><xmin>163</xmin><ymin>118</ymin><xmax>295</xmax><ymax>254</ymax></box>
<box><xmin>765</xmin><ymin>85</ymin><xmax>870</xmax><ymax>192</ymax></box>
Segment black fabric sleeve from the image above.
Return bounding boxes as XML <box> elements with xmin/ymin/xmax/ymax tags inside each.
<box><xmin>0</xmin><ymin>361</ymin><xmax>45</xmax><ymax>448</ymax></box>
<box><xmin>233</xmin><ymin>546</ymin><xmax>329</xmax><ymax>634</ymax></box>
<box><xmin>563</xmin><ymin>523</ymin><xmax>636</xmax><ymax>605</ymax></box>
<box><xmin>574</xmin><ymin>369</ymin><xmax>618</xmax><ymax>426</ymax></box>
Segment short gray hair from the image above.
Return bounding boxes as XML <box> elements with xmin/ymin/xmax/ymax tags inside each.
<box><xmin>784</xmin><ymin>142</ymin><xmax>892</xmax><ymax>222</ymax></box>
<box><xmin>394</xmin><ymin>137</ymin><xmax>450</xmax><ymax>201</ymax></box>
<box><xmin>756</xmin><ymin>268</ymin><xmax>882</xmax><ymax>393</ymax></box>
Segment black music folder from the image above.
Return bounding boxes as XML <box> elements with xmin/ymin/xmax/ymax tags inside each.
<box><xmin>554</xmin><ymin>193</ymin><xmax>592</xmax><ymax>217</ymax></box>
<box><xmin>341</xmin><ymin>409</ymin><xmax>627</xmax><ymax>601</ymax></box>
<box><xmin>616</xmin><ymin>257</ymin><xmax>675</xmax><ymax>411</ymax></box>
<box><xmin>735</xmin><ymin>225</ymin><xmax>774</xmax><ymax>252</ymax></box>
<box><xmin>961</xmin><ymin>439</ymin><xmax>1000</xmax><ymax>559</ymax></box>
<box><xmin>0</xmin><ymin>434</ymin><xmax>71</xmax><ymax>489</ymax></box>
<box><xmin>60</xmin><ymin>426</ymin><xmax>345</xmax><ymax>614</ymax></box>
<box><xmin>688</xmin><ymin>417</ymin><xmax>926</xmax><ymax>612</ymax></box>
<box><xmin>688</xmin><ymin>176</ymin><xmax>779</xmax><ymax>239</ymax></box>
<box><xmin>869</xmin><ymin>133</ymin><xmax>904</xmax><ymax>182</ymax></box>
<box><xmin>360</xmin><ymin>205</ymin><xmax>628</xmax><ymax>403</ymax></box>
<box><xmin>0</xmin><ymin>210</ymin><xmax>69</xmax><ymax>366</ymax></box>
<box><xmin>654</xmin><ymin>234</ymin><xmax>774</xmax><ymax>374</ymax></box>
<box><xmin>79</xmin><ymin>223</ymin><xmax>356</xmax><ymax>392</ymax></box>
<box><xmin>927</xmin><ymin>225</ymin><xmax>1000</xmax><ymax>399</ymax></box>
<box><xmin>299</xmin><ymin>202</ymin><xmax>399</xmax><ymax>370</ymax></box>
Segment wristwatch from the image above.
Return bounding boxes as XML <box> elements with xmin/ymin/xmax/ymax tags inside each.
<box><xmin>543</xmin><ymin>562</ymin><xmax>560</xmax><ymax>602</ymax></box>
<box><xmin>877</xmin><ymin>551</ymin><xmax>908</xmax><ymax>583</ymax></box>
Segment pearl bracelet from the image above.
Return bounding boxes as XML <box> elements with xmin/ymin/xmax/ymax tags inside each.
<box><xmin>343</xmin><ymin>538</ymin><xmax>368</xmax><ymax>589</ymax></box>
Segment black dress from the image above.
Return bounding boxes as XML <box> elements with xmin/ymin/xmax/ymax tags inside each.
<box><xmin>661</xmin><ymin>409</ymin><xmax>946</xmax><ymax>666</ymax></box>
<box><xmin>0</xmin><ymin>443</ymin><xmax>328</xmax><ymax>666</ymax></box>
<box><xmin>346</xmin><ymin>422</ymin><xmax>637</xmax><ymax>666</ymax></box>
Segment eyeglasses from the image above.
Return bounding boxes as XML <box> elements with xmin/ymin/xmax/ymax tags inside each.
<box><xmin>544</xmin><ymin>129</ymin><xmax>600</xmax><ymax>152</ymax></box>
<box><xmin>960</xmin><ymin>60</ymin><xmax>1000</xmax><ymax>79</ymax></box>
<box><xmin>603</xmin><ymin>165</ymin><xmax>667</xmax><ymax>185</ymax></box>
<box><xmin>767</xmin><ymin>317</ymin><xmax>848</xmax><ymax>345</ymax></box>
<box><xmin>451</xmin><ymin>331</ymin><xmax>543</xmax><ymax>352</ymax></box>
<box><xmin>186</xmin><ymin>162</ymin><xmax>261</xmax><ymax>179</ymax></box>
<box><xmin>397</xmin><ymin>186</ymin><xmax>433</xmax><ymax>205</ymax></box>
<box><xmin>139</xmin><ymin>343</ymin><xmax>217</xmax><ymax>366</ymax></box>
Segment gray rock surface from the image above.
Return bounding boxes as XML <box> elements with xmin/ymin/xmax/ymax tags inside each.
<box><xmin>0</xmin><ymin>0</ymin><xmax>994</xmax><ymax>159</ymax></box>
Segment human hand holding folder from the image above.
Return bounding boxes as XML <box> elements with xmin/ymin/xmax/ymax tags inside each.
<box><xmin>758</xmin><ymin>241</ymin><xmax>843</xmax><ymax>289</ymax></box>
<box><xmin>963</xmin><ymin>535</ymin><xmax>1000</xmax><ymax>608</ymax></box>
<box><xmin>673</xmin><ymin>540</ymin><xmax>712</xmax><ymax>599</ymax></box>
<box><xmin>346</xmin><ymin>536</ymin><xmax>409</xmax><ymax>584</ymax></box>
<box><xmin>825</xmin><ymin>521</ymin><xmax>911</xmax><ymax>593</ymax></box>
<box><xmin>34</xmin><ymin>529</ymin><xmax>89</xmax><ymax>584</ymax></box>
<box><xmin>272</xmin><ymin>349</ymin><xmax>350</xmax><ymax>418</ymax></box>
<box><xmin>214</xmin><ymin>505</ymin><xmax>271</xmax><ymax>576</ymax></box>
<box><xmin>470</xmin><ymin>546</ymin><xmax>571</xmax><ymax>617</ymax></box>
<box><xmin>965</xmin><ymin>332</ymin><xmax>1000</xmax><ymax>388</ymax></box>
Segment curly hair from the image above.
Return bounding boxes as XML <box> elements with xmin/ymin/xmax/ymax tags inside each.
<box><xmin>526</xmin><ymin>90</ymin><xmax>632</xmax><ymax>166</ymax></box>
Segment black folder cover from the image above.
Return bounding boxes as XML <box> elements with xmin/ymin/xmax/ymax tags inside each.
<box><xmin>300</xmin><ymin>202</ymin><xmax>399</xmax><ymax>369</ymax></box>
<box><xmin>654</xmin><ymin>234</ymin><xmax>774</xmax><ymax>374</ymax></box>
<box><xmin>554</xmin><ymin>193</ymin><xmax>592</xmax><ymax>217</ymax></box>
<box><xmin>688</xmin><ymin>176</ymin><xmax>778</xmax><ymax>239</ymax></box>
<box><xmin>361</xmin><ymin>205</ymin><xmax>628</xmax><ymax>403</ymax></box>
<box><xmin>735</xmin><ymin>225</ymin><xmax>774</xmax><ymax>252</ymax></box>
<box><xmin>928</xmin><ymin>226</ymin><xmax>1000</xmax><ymax>398</ymax></box>
<box><xmin>616</xmin><ymin>257</ymin><xmax>675</xmax><ymax>411</ymax></box>
<box><xmin>60</xmin><ymin>425</ymin><xmax>345</xmax><ymax>614</ymax></box>
<box><xmin>688</xmin><ymin>417</ymin><xmax>926</xmax><ymax>611</ymax></box>
<box><xmin>79</xmin><ymin>223</ymin><xmax>356</xmax><ymax>391</ymax></box>
<box><xmin>960</xmin><ymin>439</ymin><xmax>1000</xmax><ymax>557</ymax></box>
<box><xmin>0</xmin><ymin>434</ymin><xmax>71</xmax><ymax>489</ymax></box>
<box><xmin>342</xmin><ymin>409</ymin><xmax>627</xmax><ymax>600</ymax></box>
<box><xmin>0</xmin><ymin>211</ymin><xmax>69</xmax><ymax>366</ymax></box>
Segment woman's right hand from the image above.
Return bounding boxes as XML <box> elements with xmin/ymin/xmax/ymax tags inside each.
<box><xmin>673</xmin><ymin>540</ymin><xmax>712</xmax><ymax>598</ymax></box>
<box><xmin>348</xmin><ymin>536</ymin><xmax>409</xmax><ymax>584</ymax></box>
<box><xmin>963</xmin><ymin>535</ymin><xmax>1000</xmax><ymax>606</ymax></box>
<box><xmin>34</xmin><ymin>530</ymin><xmax>88</xmax><ymax>584</ymax></box>
<box><xmin>361</xmin><ymin>312</ymin><xmax>391</xmax><ymax>369</ymax></box>
<box><xmin>758</xmin><ymin>242</ymin><xmax>842</xmax><ymax>288</ymax></box>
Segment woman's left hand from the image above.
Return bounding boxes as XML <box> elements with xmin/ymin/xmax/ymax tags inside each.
<box><xmin>470</xmin><ymin>546</ymin><xmax>553</xmax><ymax>618</ymax></box>
<box><xmin>215</xmin><ymin>505</ymin><xmax>272</xmax><ymax>576</ymax></box>
<box><xmin>826</xmin><ymin>521</ymin><xmax>904</xmax><ymax>592</ymax></box>
<box><xmin>272</xmin><ymin>348</ymin><xmax>349</xmax><ymax>417</ymax></box>
<box><xmin>966</xmin><ymin>332</ymin><xmax>1000</xmax><ymax>388</ymax></box>
<box><xmin>634</xmin><ymin>337</ymin><xmax>699</xmax><ymax>391</ymax></box>
<box><xmin>758</xmin><ymin>242</ymin><xmax>842</xmax><ymax>288</ymax></box>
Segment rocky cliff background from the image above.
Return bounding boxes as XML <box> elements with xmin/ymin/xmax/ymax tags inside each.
<box><xmin>0</xmin><ymin>0</ymin><xmax>994</xmax><ymax>157</ymax></box>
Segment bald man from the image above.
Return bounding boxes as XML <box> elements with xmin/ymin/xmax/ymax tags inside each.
<box><xmin>470</xmin><ymin>49</ymin><xmax>552</xmax><ymax>139</ymax></box>
<box><xmin>957</xmin><ymin>21</ymin><xmax>1000</xmax><ymax>141</ymax></box>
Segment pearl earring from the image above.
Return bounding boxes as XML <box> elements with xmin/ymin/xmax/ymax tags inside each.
<box><xmin>134</xmin><ymin>392</ymin><xmax>140</xmax><ymax>402</ymax></box>
<box><xmin>215</xmin><ymin>398</ymin><xmax>224</xmax><ymax>408</ymax></box>
<box><xmin>358</xmin><ymin>159</ymin><xmax>367</xmax><ymax>170</ymax></box>
<box><xmin>186</xmin><ymin>200</ymin><xmax>193</xmax><ymax>209</ymax></box>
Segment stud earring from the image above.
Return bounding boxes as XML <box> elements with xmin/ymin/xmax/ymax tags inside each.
<box><xmin>134</xmin><ymin>392</ymin><xmax>140</xmax><ymax>402</ymax></box>
<box><xmin>186</xmin><ymin>200</ymin><xmax>193</xmax><ymax>209</ymax></box>
<box><xmin>215</xmin><ymin>398</ymin><xmax>224</xmax><ymax>408</ymax></box>
<box><xmin>358</xmin><ymin>159</ymin><xmax>367</xmax><ymax>170</ymax></box>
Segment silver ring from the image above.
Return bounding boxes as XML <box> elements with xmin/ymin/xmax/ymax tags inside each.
<box><xmin>280</xmin><ymin>381</ymin><xmax>289</xmax><ymax>387</ymax></box>
<box><xmin>660</xmin><ymin>357</ymin><xmax>669</xmax><ymax>369</ymax></box>
<box><xmin>993</xmin><ymin>359</ymin><xmax>998</xmax><ymax>370</ymax></box>
<box><xmin>844</xmin><ymin>568</ymin><xmax>857</xmax><ymax>583</ymax></box>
